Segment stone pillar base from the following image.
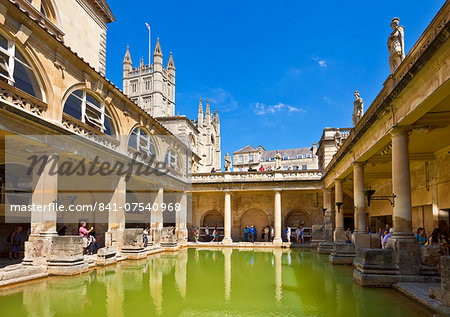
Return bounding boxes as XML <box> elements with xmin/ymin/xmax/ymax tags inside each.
<box><xmin>176</xmin><ymin>228</ymin><xmax>188</xmax><ymax>245</ymax></box>
<box><xmin>121</xmin><ymin>228</ymin><xmax>146</xmax><ymax>259</ymax></box>
<box><xmin>24</xmin><ymin>236</ymin><xmax>88</xmax><ymax>275</ymax></box>
<box><xmin>97</xmin><ymin>246</ymin><xmax>117</xmax><ymax>266</ymax></box>
<box><xmin>222</xmin><ymin>237</ymin><xmax>233</xmax><ymax>245</ymax></box>
<box><xmin>272</xmin><ymin>238</ymin><xmax>283</xmax><ymax>246</ymax></box>
<box><xmin>333</xmin><ymin>229</ymin><xmax>346</xmax><ymax>242</ymax></box>
<box><xmin>352</xmin><ymin>248</ymin><xmax>398</xmax><ymax>287</ymax></box>
<box><xmin>317</xmin><ymin>241</ymin><xmax>334</xmax><ymax>254</ymax></box>
<box><xmin>386</xmin><ymin>236</ymin><xmax>420</xmax><ymax>275</ymax></box>
<box><xmin>441</xmin><ymin>256</ymin><xmax>450</xmax><ymax>306</ymax></box>
<box><xmin>328</xmin><ymin>242</ymin><xmax>356</xmax><ymax>265</ymax></box>
<box><xmin>352</xmin><ymin>232</ymin><xmax>371</xmax><ymax>249</ymax></box>
<box><xmin>311</xmin><ymin>239</ymin><xmax>325</xmax><ymax>248</ymax></box>
<box><xmin>160</xmin><ymin>227</ymin><xmax>178</xmax><ymax>249</ymax></box>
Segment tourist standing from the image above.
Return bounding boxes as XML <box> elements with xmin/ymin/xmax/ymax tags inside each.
<box><xmin>205</xmin><ymin>226</ymin><xmax>210</xmax><ymax>242</ymax></box>
<box><xmin>414</xmin><ymin>227</ymin><xmax>427</xmax><ymax>246</ymax></box>
<box><xmin>270</xmin><ymin>225</ymin><xmax>274</xmax><ymax>241</ymax></box>
<box><xmin>194</xmin><ymin>227</ymin><xmax>199</xmax><ymax>243</ymax></box>
<box><xmin>79</xmin><ymin>222</ymin><xmax>94</xmax><ymax>255</ymax></box>
<box><xmin>249</xmin><ymin>226</ymin><xmax>255</xmax><ymax>243</ymax></box>
<box><xmin>382</xmin><ymin>228</ymin><xmax>394</xmax><ymax>249</ymax></box>
<box><xmin>296</xmin><ymin>227</ymin><xmax>301</xmax><ymax>243</ymax></box>
<box><xmin>87</xmin><ymin>231</ymin><xmax>97</xmax><ymax>255</ymax></box>
<box><xmin>429</xmin><ymin>228</ymin><xmax>442</xmax><ymax>273</ymax></box>
<box><xmin>143</xmin><ymin>227</ymin><xmax>149</xmax><ymax>247</ymax></box>
<box><xmin>8</xmin><ymin>226</ymin><xmax>22</xmax><ymax>260</ymax></box>
<box><xmin>211</xmin><ymin>227</ymin><xmax>219</xmax><ymax>242</ymax></box>
<box><xmin>264</xmin><ymin>226</ymin><xmax>270</xmax><ymax>242</ymax></box>
<box><xmin>244</xmin><ymin>226</ymin><xmax>249</xmax><ymax>242</ymax></box>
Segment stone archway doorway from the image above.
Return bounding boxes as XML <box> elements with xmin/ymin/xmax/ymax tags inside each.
<box><xmin>284</xmin><ymin>210</ymin><xmax>311</xmax><ymax>228</ymax></box>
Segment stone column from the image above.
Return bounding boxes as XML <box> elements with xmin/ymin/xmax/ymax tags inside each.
<box><xmin>30</xmin><ymin>153</ymin><xmax>58</xmax><ymax>237</ymax></box>
<box><xmin>24</xmin><ymin>153</ymin><xmax>59</xmax><ymax>266</ymax></box>
<box><xmin>391</xmin><ymin>128</ymin><xmax>413</xmax><ymax>238</ymax></box>
<box><xmin>387</xmin><ymin>128</ymin><xmax>419</xmax><ymax>275</ymax></box>
<box><xmin>273</xmin><ymin>189</ymin><xmax>283</xmax><ymax>246</ymax></box>
<box><xmin>176</xmin><ymin>192</ymin><xmax>188</xmax><ymax>244</ymax></box>
<box><xmin>318</xmin><ymin>189</ymin><xmax>334</xmax><ymax>254</ymax></box>
<box><xmin>222</xmin><ymin>190</ymin><xmax>232</xmax><ymax>244</ymax></box>
<box><xmin>334</xmin><ymin>179</ymin><xmax>345</xmax><ymax>242</ymax></box>
<box><xmin>106</xmin><ymin>175</ymin><xmax>126</xmax><ymax>250</ymax></box>
<box><xmin>352</xmin><ymin>163</ymin><xmax>370</xmax><ymax>248</ymax></box>
<box><xmin>151</xmin><ymin>187</ymin><xmax>164</xmax><ymax>244</ymax></box>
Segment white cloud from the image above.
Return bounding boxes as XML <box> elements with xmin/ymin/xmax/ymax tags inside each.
<box><xmin>209</xmin><ymin>88</ymin><xmax>238</xmax><ymax>112</ymax></box>
<box><xmin>312</xmin><ymin>57</ymin><xmax>327</xmax><ymax>67</ymax></box>
<box><xmin>254</xmin><ymin>102</ymin><xmax>304</xmax><ymax>115</ymax></box>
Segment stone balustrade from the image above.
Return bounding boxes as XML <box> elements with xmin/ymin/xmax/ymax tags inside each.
<box><xmin>192</xmin><ymin>170</ymin><xmax>323</xmax><ymax>183</ymax></box>
<box><xmin>0</xmin><ymin>80</ymin><xmax>48</xmax><ymax>116</ymax></box>
<box><xmin>62</xmin><ymin>113</ymin><xmax>120</xmax><ymax>150</ymax></box>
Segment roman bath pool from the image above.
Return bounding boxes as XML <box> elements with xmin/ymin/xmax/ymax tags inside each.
<box><xmin>0</xmin><ymin>248</ymin><xmax>431</xmax><ymax>316</ymax></box>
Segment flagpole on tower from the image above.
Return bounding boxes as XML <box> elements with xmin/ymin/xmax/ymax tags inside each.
<box><xmin>145</xmin><ymin>22</ymin><xmax>151</xmax><ymax>65</ymax></box>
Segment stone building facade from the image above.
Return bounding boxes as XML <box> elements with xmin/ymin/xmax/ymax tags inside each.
<box><xmin>233</xmin><ymin>144</ymin><xmax>318</xmax><ymax>171</ymax></box>
<box><xmin>0</xmin><ymin>0</ymin><xmax>449</xmax><ymax>301</ymax></box>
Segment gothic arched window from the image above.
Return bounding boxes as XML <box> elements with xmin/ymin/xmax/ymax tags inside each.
<box><xmin>0</xmin><ymin>33</ymin><xmax>41</xmax><ymax>99</ymax></box>
<box><xmin>128</xmin><ymin>127</ymin><xmax>156</xmax><ymax>157</ymax></box>
<box><xmin>63</xmin><ymin>89</ymin><xmax>114</xmax><ymax>135</ymax></box>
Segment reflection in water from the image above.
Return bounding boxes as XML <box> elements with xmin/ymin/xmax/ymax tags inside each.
<box><xmin>223</xmin><ymin>248</ymin><xmax>232</xmax><ymax>301</ymax></box>
<box><xmin>0</xmin><ymin>248</ymin><xmax>433</xmax><ymax>317</ymax></box>
<box><xmin>273</xmin><ymin>248</ymin><xmax>283</xmax><ymax>303</ymax></box>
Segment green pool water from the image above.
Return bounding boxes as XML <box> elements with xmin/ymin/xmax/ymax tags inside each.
<box><xmin>0</xmin><ymin>248</ymin><xmax>431</xmax><ymax>316</ymax></box>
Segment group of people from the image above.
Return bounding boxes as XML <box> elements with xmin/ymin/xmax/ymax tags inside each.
<box><xmin>193</xmin><ymin>226</ymin><xmax>220</xmax><ymax>243</ymax></box>
<box><xmin>243</xmin><ymin>225</ymin><xmax>274</xmax><ymax>242</ymax></box>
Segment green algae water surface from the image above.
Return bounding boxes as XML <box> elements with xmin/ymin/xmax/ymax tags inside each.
<box><xmin>0</xmin><ymin>248</ymin><xmax>432</xmax><ymax>316</ymax></box>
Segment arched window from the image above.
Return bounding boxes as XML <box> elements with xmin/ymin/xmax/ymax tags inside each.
<box><xmin>63</xmin><ymin>89</ymin><xmax>114</xmax><ymax>135</ymax></box>
<box><xmin>165</xmin><ymin>150</ymin><xmax>178</xmax><ymax>170</ymax></box>
<box><xmin>128</xmin><ymin>127</ymin><xmax>155</xmax><ymax>157</ymax></box>
<box><xmin>0</xmin><ymin>33</ymin><xmax>41</xmax><ymax>99</ymax></box>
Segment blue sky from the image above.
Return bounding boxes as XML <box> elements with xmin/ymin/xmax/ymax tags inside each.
<box><xmin>105</xmin><ymin>0</ymin><xmax>445</xmax><ymax>157</ymax></box>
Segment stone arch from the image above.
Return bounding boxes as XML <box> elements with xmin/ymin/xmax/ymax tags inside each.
<box><xmin>240</xmin><ymin>208</ymin><xmax>270</xmax><ymax>241</ymax></box>
<box><xmin>201</xmin><ymin>210</ymin><xmax>223</xmax><ymax>227</ymax></box>
<box><xmin>284</xmin><ymin>210</ymin><xmax>312</xmax><ymax>228</ymax></box>
<box><xmin>0</xmin><ymin>26</ymin><xmax>46</xmax><ymax>101</ymax></box>
<box><xmin>61</xmin><ymin>85</ymin><xmax>121</xmax><ymax>137</ymax></box>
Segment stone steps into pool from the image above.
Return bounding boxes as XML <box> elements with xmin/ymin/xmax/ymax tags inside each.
<box><xmin>394</xmin><ymin>282</ymin><xmax>450</xmax><ymax>317</ymax></box>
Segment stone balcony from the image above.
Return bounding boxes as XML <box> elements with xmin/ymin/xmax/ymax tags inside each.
<box><xmin>192</xmin><ymin>170</ymin><xmax>323</xmax><ymax>184</ymax></box>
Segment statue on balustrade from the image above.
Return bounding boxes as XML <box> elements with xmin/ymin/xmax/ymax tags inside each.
<box><xmin>388</xmin><ymin>17</ymin><xmax>405</xmax><ymax>74</ymax></box>
<box><xmin>334</xmin><ymin>129</ymin><xmax>342</xmax><ymax>149</ymax></box>
<box><xmin>275</xmin><ymin>150</ymin><xmax>282</xmax><ymax>170</ymax></box>
<box><xmin>224</xmin><ymin>153</ymin><xmax>232</xmax><ymax>171</ymax></box>
<box><xmin>353</xmin><ymin>90</ymin><xmax>364</xmax><ymax>126</ymax></box>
